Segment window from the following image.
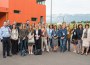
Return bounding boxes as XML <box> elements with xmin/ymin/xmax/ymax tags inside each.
<box><xmin>31</xmin><ymin>18</ymin><xmax>37</xmax><ymax>21</ymax></box>
<box><xmin>14</xmin><ymin>10</ymin><xmax>21</xmax><ymax>14</ymax></box>
<box><xmin>37</xmin><ymin>0</ymin><xmax>46</xmax><ymax>5</ymax></box>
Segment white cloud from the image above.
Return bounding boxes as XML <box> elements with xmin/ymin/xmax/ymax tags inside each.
<box><xmin>46</xmin><ymin>0</ymin><xmax>90</xmax><ymax>15</ymax></box>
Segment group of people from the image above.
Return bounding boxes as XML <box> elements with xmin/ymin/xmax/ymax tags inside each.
<box><xmin>0</xmin><ymin>20</ymin><xmax>90</xmax><ymax>58</ymax></box>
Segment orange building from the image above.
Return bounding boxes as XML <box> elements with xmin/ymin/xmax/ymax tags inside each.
<box><xmin>0</xmin><ymin>0</ymin><xmax>46</xmax><ymax>27</ymax></box>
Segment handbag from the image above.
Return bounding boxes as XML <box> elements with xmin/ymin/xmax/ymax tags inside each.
<box><xmin>28</xmin><ymin>37</ymin><xmax>35</xmax><ymax>43</ymax></box>
<box><xmin>28</xmin><ymin>32</ymin><xmax>35</xmax><ymax>43</ymax></box>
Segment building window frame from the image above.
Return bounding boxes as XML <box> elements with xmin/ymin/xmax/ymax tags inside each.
<box><xmin>13</xmin><ymin>10</ymin><xmax>21</xmax><ymax>14</ymax></box>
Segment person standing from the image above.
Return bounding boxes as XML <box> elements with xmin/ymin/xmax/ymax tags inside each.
<box><xmin>71</xmin><ymin>24</ymin><xmax>78</xmax><ymax>53</ymax></box>
<box><xmin>41</xmin><ymin>25</ymin><xmax>49</xmax><ymax>52</ymax></box>
<box><xmin>25</xmin><ymin>20</ymin><xmax>30</xmax><ymax>53</ymax></box>
<box><xmin>52</xmin><ymin>25</ymin><xmax>58</xmax><ymax>52</ymax></box>
<box><xmin>77</xmin><ymin>24</ymin><xmax>83</xmax><ymax>54</ymax></box>
<box><xmin>34</xmin><ymin>25</ymin><xmax>42</xmax><ymax>55</ymax></box>
<box><xmin>11</xmin><ymin>24</ymin><xmax>18</xmax><ymax>55</ymax></box>
<box><xmin>7</xmin><ymin>20</ymin><xmax>12</xmax><ymax>55</ymax></box>
<box><xmin>59</xmin><ymin>23</ymin><xmax>67</xmax><ymax>52</ymax></box>
<box><xmin>47</xmin><ymin>25</ymin><xmax>53</xmax><ymax>51</ymax></box>
<box><xmin>28</xmin><ymin>26</ymin><xmax>35</xmax><ymax>55</ymax></box>
<box><xmin>81</xmin><ymin>24</ymin><xmax>90</xmax><ymax>55</ymax></box>
<box><xmin>0</xmin><ymin>21</ymin><xmax>11</xmax><ymax>58</ymax></box>
<box><xmin>19</xmin><ymin>24</ymin><xmax>28</xmax><ymax>56</ymax></box>
<box><xmin>66</xmin><ymin>25</ymin><xmax>72</xmax><ymax>51</ymax></box>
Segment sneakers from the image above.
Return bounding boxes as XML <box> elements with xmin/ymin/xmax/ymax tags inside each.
<box><xmin>73</xmin><ymin>50</ymin><xmax>77</xmax><ymax>53</ymax></box>
<box><xmin>31</xmin><ymin>52</ymin><xmax>33</xmax><ymax>55</ymax></box>
<box><xmin>29</xmin><ymin>52</ymin><xmax>31</xmax><ymax>55</ymax></box>
<box><xmin>3</xmin><ymin>56</ymin><xmax>6</xmax><ymax>58</ymax></box>
<box><xmin>29</xmin><ymin>52</ymin><xmax>33</xmax><ymax>55</ymax></box>
<box><xmin>85</xmin><ymin>53</ymin><xmax>88</xmax><ymax>56</ymax></box>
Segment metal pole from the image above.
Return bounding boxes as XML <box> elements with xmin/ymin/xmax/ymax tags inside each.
<box><xmin>63</xmin><ymin>16</ymin><xmax>64</xmax><ymax>22</ymax></box>
<box><xmin>50</xmin><ymin>0</ymin><xmax>52</xmax><ymax>24</ymax></box>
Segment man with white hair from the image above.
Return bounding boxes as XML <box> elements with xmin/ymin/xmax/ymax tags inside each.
<box><xmin>7</xmin><ymin>20</ymin><xmax>12</xmax><ymax>29</ymax></box>
<box><xmin>0</xmin><ymin>21</ymin><xmax>11</xmax><ymax>58</ymax></box>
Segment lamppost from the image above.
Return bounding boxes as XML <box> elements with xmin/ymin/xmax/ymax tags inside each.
<box><xmin>50</xmin><ymin>0</ymin><xmax>52</xmax><ymax>24</ymax></box>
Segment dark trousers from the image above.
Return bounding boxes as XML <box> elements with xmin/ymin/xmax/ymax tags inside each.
<box><xmin>35</xmin><ymin>39</ymin><xmax>41</xmax><ymax>50</ymax></box>
<box><xmin>66</xmin><ymin>38</ymin><xmax>70</xmax><ymax>51</ymax></box>
<box><xmin>58</xmin><ymin>37</ymin><xmax>60</xmax><ymax>46</ymax></box>
<box><xmin>25</xmin><ymin>38</ymin><xmax>28</xmax><ymax>52</ymax></box>
<box><xmin>2</xmin><ymin>37</ymin><xmax>10</xmax><ymax>56</ymax></box>
<box><xmin>11</xmin><ymin>39</ymin><xmax>18</xmax><ymax>54</ymax></box>
<box><xmin>20</xmin><ymin>39</ymin><xmax>27</xmax><ymax>55</ymax></box>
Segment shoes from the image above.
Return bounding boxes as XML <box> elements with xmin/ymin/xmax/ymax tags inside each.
<box><xmin>3</xmin><ymin>56</ymin><xmax>6</xmax><ymax>58</ymax></box>
<box><xmin>7</xmin><ymin>55</ymin><xmax>12</xmax><ymax>57</ymax></box>
<box><xmin>31</xmin><ymin>52</ymin><xmax>33</xmax><ymax>55</ymax></box>
<box><xmin>81</xmin><ymin>53</ymin><xmax>84</xmax><ymax>55</ymax></box>
<box><xmin>81</xmin><ymin>53</ymin><xmax>88</xmax><ymax>56</ymax></box>
<box><xmin>46</xmin><ymin>51</ymin><xmax>49</xmax><ymax>53</ymax></box>
<box><xmin>29</xmin><ymin>52</ymin><xmax>31</xmax><ymax>55</ymax></box>
<box><xmin>73</xmin><ymin>50</ymin><xmax>77</xmax><ymax>53</ymax></box>
<box><xmin>29</xmin><ymin>52</ymin><xmax>33</xmax><ymax>55</ymax></box>
<box><xmin>85</xmin><ymin>53</ymin><xmax>88</xmax><ymax>56</ymax></box>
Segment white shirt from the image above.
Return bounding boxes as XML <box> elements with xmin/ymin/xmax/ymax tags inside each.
<box><xmin>11</xmin><ymin>29</ymin><xmax>18</xmax><ymax>40</ymax></box>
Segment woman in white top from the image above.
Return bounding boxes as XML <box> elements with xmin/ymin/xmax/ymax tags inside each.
<box><xmin>81</xmin><ymin>24</ymin><xmax>90</xmax><ymax>55</ymax></box>
<box><xmin>28</xmin><ymin>26</ymin><xmax>34</xmax><ymax>54</ymax></box>
<box><xmin>11</xmin><ymin>24</ymin><xmax>18</xmax><ymax>55</ymax></box>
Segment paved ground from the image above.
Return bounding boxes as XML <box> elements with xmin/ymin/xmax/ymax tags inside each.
<box><xmin>0</xmin><ymin>42</ymin><xmax>90</xmax><ymax>65</ymax></box>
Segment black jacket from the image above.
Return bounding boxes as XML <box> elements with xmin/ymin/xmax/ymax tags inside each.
<box><xmin>77</xmin><ymin>28</ymin><xmax>83</xmax><ymax>40</ymax></box>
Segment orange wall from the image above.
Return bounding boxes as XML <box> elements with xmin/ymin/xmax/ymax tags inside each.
<box><xmin>8</xmin><ymin>0</ymin><xmax>46</xmax><ymax>24</ymax></box>
<box><xmin>0</xmin><ymin>0</ymin><xmax>9</xmax><ymax>27</ymax></box>
<box><xmin>0</xmin><ymin>0</ymin><xmax>9</xmax><ymax>8</ymax></box>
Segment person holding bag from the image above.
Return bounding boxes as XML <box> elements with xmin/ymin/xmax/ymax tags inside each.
<box><xmin>28</xmin><ymin>26</ymin><xmax>35</xmax><ymax>55</ymax></box>
<box><xmin>11</xmin><ymin>24</ymin><xmax>18</xmax><ymax>55</ymax></box>
<box><xmin>81</xmin><ymin>24</ymin><xmax>90</xmax><ymax>55</ymax></box>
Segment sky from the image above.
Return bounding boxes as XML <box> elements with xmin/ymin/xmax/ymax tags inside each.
<box><xmin>46</xmin><ymin>0</ymin><xmax>90</xmax><ymax>16</ymax></box>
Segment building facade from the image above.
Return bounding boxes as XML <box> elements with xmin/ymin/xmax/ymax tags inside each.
<box><xmin>0</xmin><ymin>0</ymin><xmax>46</xmax><ymax>27</ymax></box>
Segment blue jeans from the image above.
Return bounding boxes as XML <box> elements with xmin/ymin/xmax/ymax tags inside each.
<box><xmin>60</xmin><ymin>39</ymin><xmax>66</xmax><ymax>52</ymax></box>
<box><xmin>20</xmin><ymin>39</ymin><xmax>27</xmax><ymax>56</ymax></box>
<box><xmin>48</xmin><ymin>38</ymin><xmax>53</xmax><ymax>48</ymax></box>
